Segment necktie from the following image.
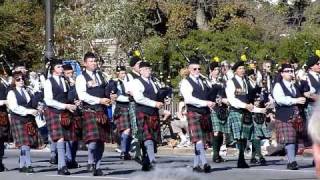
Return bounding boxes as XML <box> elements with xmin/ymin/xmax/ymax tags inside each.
<box><xmin>119</xmin><ymin>80</ymin><xmax>126</xmax><ymax>95</ymax></box>
<box><xmin>20</xmin><ymin>88</ymin><xmax>27</xmax><ymax>101</ymax></box>
<box><xmin>290</xmin><ymin>84</ymin><xmax>296</xmax><ymax>96</ymax></box>
<box><xmin>196</xmin><ymin>77</ymin><xmax>204</xmax><ymax>90</ymax></box>
<box><xmin>317</xmin><ymin>74</ymin><xmax>320</xmax><ymax>82</ymax></box>
<box><xmin>93</xmin><ymin>71</ymin><xmax>100</xmax><ymax>85</ymax></box>
<box><xmin>58</xmin><ymin>76</ymin><xmax>64</xmax><ymax>90</ymax></box>
<box><xmin>242</xmin><ymin>78</ymin><xmax>247</xmax><ymax>91</ymax></box>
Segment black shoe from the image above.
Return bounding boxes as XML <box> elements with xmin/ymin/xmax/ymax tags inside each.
<box><xmin>203</xmin><ymin>163</ymin><xmax>211</xmax><ymax>173</ymax></box>
<box><xmin>193</xmin><ymin>166</ymin><xmax>203</xmax><ymax>173</ymax></box>
<box><xmin>67</xmin><ymin>161</ymin><xmax>79</xmax><ymax>169</ymax></box>
<box><xmin>250</xmin><ymin>158</ymin><xmax>258</xmax><ymax>164</ymax></box>
<box><xmin>0</xmin><ymin>163</ymin><xmax>7</xmax><ymax>172</ymax></box>
<box><xmin>57</xmin><ymin>166</ymin><xmax>71</xmax><ymax>175</ymax></box>
<box><xmin>19</xmin><ymin>166</ymin><xmax>27</xmax><ymax>173</ymax></box>
<box><xmin>237</xmin><ymin>160</ymin><xmax>250</xmax><ymax>168</ymax></box>
<box><xmin>124</xmin><ymin>154</ymin><xmax>132</xmax><ymax>160</ymax></box>
<box><xmin>49</xmin><ymin>156</ymin><xmax>58</xmax><ymax>165</ymax></box>
<box><xmin>93</xmin><ymin>168</ymin><xmax>104</xmax><ymax>176</ymax></box>
<box><xmin>26</xmin><ymin>166</ymin><xmax>34</xmax><ymax>173</ymax></box>
<box><xmin>287</xmin><ymin>161</ymin><xmax>299</xmax><ymax>170</ymax></box>
<box><xmin>141</xmin><ymin>159</ymin><xmax>152</xmax><ymax>171</ymax></box>
<box><xmin>87</xmin><ymin>164</ymin><xmax>94</xmax><ymax>172</ymax></box>
<box><xmin>213</xmin><ymin>155</ymin><xmax>222</xmax><ymax>163</ymax></box>
<box><xmin>312</xmin><ymin>160</ymin><xmax>315</xmax><ymax>167</ymax></box>
<box><xmin>259</xmin><ymin>157</ymin><xmax>267</xmax><ymax>166</ymax></box>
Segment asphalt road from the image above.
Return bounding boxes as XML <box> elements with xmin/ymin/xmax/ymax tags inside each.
<box><xmin>0</xmin><ymin>149</ymin><xmax>317</xmax><ymax>180</ymax></box>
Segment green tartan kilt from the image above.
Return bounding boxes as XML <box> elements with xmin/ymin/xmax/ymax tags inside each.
<box><xmin>228</xmin><ymin>110</ymin><xmax>253</xmax><ymax>140</ymax></box>
<box><xmin>211</xmin><ymin>111</ymin><xmax>230</xmax><ymax>134</ymax></box>
<box><xmin>304</xmin><ymin>104</ymin><xmax>313</xmax><ymax>122</ymax></box>
<box><xmin>129</xmin><ymin>102</ymin><xmax>138</xmax><ymax>137</ymax></box>
<box><xmin>251</xmin><ymin>121</ymin><xmax>272</xmax><ymax>140</ymax></box>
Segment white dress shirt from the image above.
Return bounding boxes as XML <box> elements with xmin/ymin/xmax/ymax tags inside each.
<box><xmin>75</xmin><ymin>70</ymin><xmax>103</xmax><ymax>105</ymax></box>
<box><xmin>7</xmin><ymin>87</ymin><xmax>34</xmax><ymax>116</ymax></box>
<box><xmin>131</xmin><ymin>76</ymin><xmax>158</xmax><ymax>108</ymax></box>
<box><xmin>116</xmin><ymin>79</ymin><xmax>130</xmax><ymax>102</ymax></box>
<box><xmin>272</xmin><ymin>79</ymin><xmax>298</xmax><ymax>106</ymax></box>
<box><xmin>180</xmin><ymin>75</ymin><xmax>208</xmax><ymax>108</ymax></box>
<box><xmin>44</xmin><ymin>75</ymin><xmax>67</xmax><ymax>110</ymax></box>
<box><xmin>307</xmin><ymin>70</ymin><xmax>320</xmax><ymax>94</ymax></box>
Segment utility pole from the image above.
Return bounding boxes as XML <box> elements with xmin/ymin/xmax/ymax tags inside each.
<box><xmin>44</xmin><ymin>0</ymin><xmax>55</xmax><ymax>61</ymax></box>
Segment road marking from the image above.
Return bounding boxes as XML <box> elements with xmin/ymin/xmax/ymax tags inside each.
<box><xmin>45</xmin><ymin>175</ymin><xmax>129</xmax><ymax>179</ymax></box>
<box><xmin>240</xmin><ymin>168</ymin><xmax>315</xmax><ymax>173</ymax></box>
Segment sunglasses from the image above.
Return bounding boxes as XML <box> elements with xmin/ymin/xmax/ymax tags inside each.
<box><xmin>193</xmin><ymin>68</ymin><xmax>201</xmax><ymax>71</ymax></box>
<box><xmin>15</xmin><ymin>77</ymin><xmax>24</xmax><ymax>82</ymax></box>
<box><xmin>283</xmin><ymin>70</ymin><xmax>294</xmax><ymax>73</ymax></box>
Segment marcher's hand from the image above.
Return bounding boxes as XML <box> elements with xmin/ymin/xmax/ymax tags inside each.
<box><xmin>155</xmin><ymin>102</ymin><xmax>164</xmax><ymax>109</ymax></box>
<box><xmin>110</xmin><ymin>93</ymin><xmax>118</xmax><ymax>102</ymax></box>
<box><xmin>245</xmin><ymin>104</ymin><xmax>254</xmax><ymax>111</ymax></box>
<box><xmin>30</xmin><ymin>109</ymin><xmax>38</xmax><ymax>116</ymax></box>
<box><xmin>207</xmin><ymin>101</ymin><xmax>215</xmax><ymax>109</ymax></box>
<box><xmin>100</xmin><ymin>98</ymin><xmax>111</xmax><ymax>106</ymax></box>
<box><xmin>296</xmin><ymin>97</ymin><xmax>306</xmax><ymax>105</ymax></box>
<box><xmin>74</xmin><ymin>100</ymin><xmax>82</xmax><ymax>106</ymax></box>
<box><xmin>66</xmin><ymin>104</ymin><xmax>77</xmax><ymax>113</ymax></box>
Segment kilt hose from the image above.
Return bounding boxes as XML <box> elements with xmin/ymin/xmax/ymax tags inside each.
<box><xmin>129</xmin><ymin>102</ymin><xmax>138</xmax><ymax>137</ymax></box>
<box><xmin>113</xmin><ymin>105</ymin><xmax>131</xmax><ymax>134</ymax></box>
<box><xmin>10</xmin><ymin>114</ymin><xmax>39</xmax><ymax>148</ymax></box>
<box><xmin>251</xmin><ymin>121</ymin><xmax>272</xmax><ymax>140</ymax></box>
<box><xmin>0</xmin><ymin>111</ymin><xmax>10</xmax><ymax>141</ymax></box>
<box><xmin>44</xmin><ymin>108</ymin><xmax>71</xmax><ymax>142</ymax></box>
<box><xmin>82</xmin><ymin>110</ymin><xmax>110</xmax><ymax>144</ymax></box>
<box><xmin>211</xmin><ymin>111</ymin><xmax>230</xmax><ymax>134</ymax></box>
<box><xmin>275</xmin><ymin>116</ymin><xmax>304</xmax><ymax>145</ymax></box>
<box><xmin>187</xmin><ymin>111</ymin><xmax>213</xmax><ymax>144</ymax></box>
<box><xmin>228</xmin><ymin>110</ymin><xmax>253</xmax><ymax>140</ymax></box>
<box><xmin>70</xmin><ymin>115</ymin><xmax>82</xmax><ymax>141</ymax></box>
<box><xmin>135</xmin><ymin>111</ymin><xmax>160</xmax><ymax>143</ymax></box>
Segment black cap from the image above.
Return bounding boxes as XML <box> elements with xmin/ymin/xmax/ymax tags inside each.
<box><xmin>280</xmin><ymin>63</ymin><xmax>293</xmax><ymax>72</ymax></box>
<box><xmin>209</xmin><ymin>62</ymin><xmax>220</xmax><ymax>70</ymax></box>
<box><xmin>247</xmin><ymin>69</ymin><xmax>255</xmax><ymax>76</ymax></box>
<box><xmin>50</xmin><ymin>59</ymin><xmax>63</xmax><ymax>71</ymax></box>
<box><xmin>232</xmin><ymin>61</ymin><xmax>245</xmax><ymax>71</ymax></box>
<box><xmin>116</xmin><ymin>66</ymin><xmax>126</xmax><ymax>72</ymax></box>
<box><xmin>188</xmin><ymin>55</ymin><xmax>200</xmax><ymax>65</ymax></box>
<box><xmin>62</xmin><ymin>64</ymin><xmax>73</xmax><ymax>71</ymax></box>
<box><xmin>129</xmin><ymin>56</ymin><xmax>142</xmax><ymax>67</ymax></box>
<box><xmin>306</xmin><ymin>56</ymin><xmax>320</xmax><ymax>70</ymax></box>
<box><xmin>139</xmin><ymin>61</ymin><xmax>151</xmax><ymax>68</ymax></box>
<box><xmin>14</xmin><ymin>62</ymin><xmax>26</xmax><ymax>69</ymax></box>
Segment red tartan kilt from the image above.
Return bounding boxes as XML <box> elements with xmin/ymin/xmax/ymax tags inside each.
<box><xmin>10</xmin><ymin>114</ymin><xmax>39</xmax><ymax>147</ymax></box>
<box><xmin>70</xmin><ymin>116</ymin><xmax>82</xmax><ymax>141</ymax></box>
<box><xmin>82</xmin><ymin>111</ymin><xmax>110</xmax><ymax>144</ymax></box>
<box><xmin>136</xmin><ymin>111</ymin><xmax>160</xmax><ymax>142</ymax></box>
<box><xmin>275</xmin><ymin>117</ymin><xmax>304</xmax><ymax>145</ymax></box>
<box><xmin>187</xmin><ymin>111</ymin><xmax>212</xmax><ymax>143</ymax></box>
<box><xmin>44</xmin><ymin>108</ymin><xmax>71</xmax><ymax>141</ymax></box>
<box><xmin>0</xmin><ymin>111</ymin><xmax>10</xmax><ymax>140</ymax></box>
<box><xmin>114</xmin><ymin>106</ymin><xmax>131</xmax><ymax>132</ymax></box>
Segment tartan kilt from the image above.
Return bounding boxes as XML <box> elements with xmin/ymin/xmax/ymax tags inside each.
<box><xmin>228</xmin><ymin>110</ymin><xmax>253</xmax><ymax>140</ymax></box>
<box><xmin>0</xmin><ymin>111</ymin><xmax>10</xmax><ymax>141</ymax></box>
<box><xmin>304</xmin><ymin>104</ymin><xmax>313</xmax><ymax>122</ymax></box>
<box><xmin>44</xmin><ymin>108</ymin><xmax>72</xmax><ymax>141</ymax></box>
<box><xmin>211</xmin><ymin>111</ymin><xmax>230</xmax><ymax>134</ymax></box>
<box><xmin>113</xmin><ymin>105</ymin><xmax>131</xmax><ymax>133</ymax></box>
<box><xmin>82</xmin><ymin>110</ymin><xmax>110</xmax><ymax>144</ymax></box>
<box><xmin>136</xmin><ymin>111</ymin><xmax>160</xmax><ymax>143</ymax></box>
<box><xmin>252</xmin><ymin>121</ymin><xmax>272</xmax><ymax>140</ymax></box>
<box><xmin>275</xmin><ymin>117</ymin><xmax>304</xmax><ymax>145</ymax></box>
<box><xmin>10</xmin><ymin>114</ymin><xmax>39</xmax><ymax>148</ymax></box>
<box><xmin>70</xmin><ymin>115</ymin><xmax>82</xmax><ymax>141</ymax></box>
<box><xmin>129</xmin><ymin>102</ymin><xmax>138</xmax><ymax>136</ymax></box>
<box><xmin>187</xmin><ymin>111</ymin><xmax>213</xmax><ymax>144</ymax></box>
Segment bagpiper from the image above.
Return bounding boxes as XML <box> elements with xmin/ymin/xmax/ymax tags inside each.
<box><xmin>208</xmin><ymin>61</ymin><xmax>229</xmax><ymax>163</ymax></box>
<box><xmin>113</xmin><ymin>66</ymin><xmax>132</xmax><ymax>160</ymax></box>
<box><xmin>7</xmin><ymin>71</ymin><xmax>39</xmax><ymax>173</ymax></box>
<box><xmin>225</xmin><ymin>61</ymin><xmax>265</xmax><ymax>168</ymax></box>
<box><xmin>272</xmin><ymin>63</ymin><xmax>306</xmax><ymax>170</ymax></box>
<box><xmin>131</xmin><ymin>61</ymin><xmax>163</xmax><ymax>171</ymax></box>
<box><xmin>75</xmin><ymin>52</ymin><xmax>111</xmax><ymax>176</ymax></box>
<box><xmin>180</xmin><ymin>57</ymin><xmax>213</xmax><ymax>173</ymax></box>
<box><xmin>44</xmin><ymin>59</ymin><xmax>77</xmax><ymax>175</ymax></box>
<box><xmin>0</xmin><ymin>70</ymin><xmax>10</xmax><ymax>172</ymax></box>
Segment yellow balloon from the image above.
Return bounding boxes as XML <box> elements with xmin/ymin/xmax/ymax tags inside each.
<box><xmin>213</xmin><ymin>56</ymin><xmax>220</xmax><ymax>62</ymax></box>
<box><xmin>133</xmin><ymin>50</ymin><xmax>141</xmax><ymax>57</ymax></box>
<box><xmin>240</xmin><ymin>54</ymin><xmax>247</xmax><ymax>61</ymax></box>
<box><xmin>316</xmin><ymin>49</ymin><xmax>320</xmax><ymax>57</ymax></box>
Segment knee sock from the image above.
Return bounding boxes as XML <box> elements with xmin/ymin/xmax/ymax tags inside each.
<box><xmin>144</xmin><ymin>140</ymin><xmax>155</xmax><ymax>163</ymax></box>
<box><xmin>252</xmin><ymin>139</ymin><xmax>262</xmax><ymax>159</ymax></box>
<box><xmin>20</xmin><ymin>146</ymin><xmax>27</xmax><ymax>168</ymax></box>
<box><xmin>196</xmin><ymin>141</ymin><xmax>207</xmax><ymax>166</ymax></box>
<box><xmin>125</xmin><ymin>136</ymin><xmax>132</xmax><ymax>154</ymax></box>
<box><xmin>88</xmin><ymin>142</ymin><xmax>96</xmax><ymax>165</ymax></box>
<box><xmin>212</xmin><ymin>136</ymin><xmax>219</xmax><ymax>159</ymax></box>
<box><xmin>57</xmin><ymin>141</ymin><xmax>66</xmax><ymax>170</ymax></box>
<box><xmin>71</xmin><ymin>141</ymin><xmax>78</xmax><ymax>162</ymax></box>
<box><xmin>65</xmin><ymin>141</ymin><xmax>72</xmax><ymax>162</ymax></box>
<box><xmin>0</xmin><ymin>140</ymin><xmax>4</xmax><ymax>164</ymax></box>
<box><xmin>285</xmin><ymin>144</ymin><xmax>296</xmax><ymax>163</ymax></box>
<box><xmin>24</xmin><ymin>146</ymin><xmax>31</xmax><ymax>167</ymax></box>
<box><xmin>238</xmin><ymin>140</ymin><xmax>246</xmax><ymax>162</ymax></box>
<box><xmin>217</xmin><ymin>135</ymin><xmax>223</xmax><ymax>154</ymax></box>
<box><xmin>50</xmin><ymin>141</ymin><xmax>57</xmax><ymax>158</ymax></box>
<box><xmin>193</xmin><ymin>145</ymin><xmax>200</xmax><ymax>167</ymax></box>
<box><xmin>95</xmin><ymin>141</ymin><xmax>104</xmax><ymax>169</ymax></box>
<box><xmin>121</xmin><ymin>133</ymin><xmax>129</xmax><ymax>154</ymax></box>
